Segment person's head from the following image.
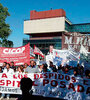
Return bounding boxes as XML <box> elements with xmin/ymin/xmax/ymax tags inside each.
<box><xmin>3</xmin><ymin>62</ymin><xmax>7</xmax><ymax>67</ymax></box>
<box><xmin>0</xmin><ymin>67</ymin><xmax>2</xmax><ymax>72</ymax></box>
<box><xmin>39</xmin><ymin>64</ymin><xmax>44</xmax><ymax>69</ymax></box>
<box><xmin>49</xmin><ymin>61</ymin><xmax>53</xmax><ymax>67</ymax></box>
<box><xmin>34</xmin><ymin>61</ymin><xmax>36</xmax><ymax>66</ymax></box>
<box><xmin>10</xmin><ymin>61</ymin><xmax>14</xmax><ymax>67</ymax></box>
<box><xmin>85</xmin><ymin>70</ymin><xmax>90</xmax><ymax>79</ymax></box>
<box><xmin>20</xmin><ymin>78</ymin><xmax>33</xmax><ymax>93</ymax></box>
<box><xmin>30</xmin><ymin>60</ymin><xmax>35</xmax><ymax>67</ymax></box>
<box><xmin>24</xmin><ymin>63</ymin><xmax>28</xmax><ymax>68</ymax></box>
<box><xmin>17</xmin><ymin>65</ymin><xmax>24</xmax><ymax>73</ymax></box>
<box><xmin>73</xmin><ymin>69</ymin><xmax>78</xmax><ymax>76</ymax></box>
<box><xmin>64</xmin><ymin>67</ymin><xmax>68</xmax><ymax>72</ymax></box>
<box><xmin>43</xmin><ymin>63</ymin><xmax>48</xmax><ymax>72</ymax></box>
<box><xmin>6</xmin><ymin>63</ymin><xmax>10</xmax><ymax>69</ymax></box>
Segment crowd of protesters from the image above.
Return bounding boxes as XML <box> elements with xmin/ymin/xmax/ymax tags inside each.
<box><xmin>0</xmin><ymin>60</ymin><xmax>90</xmax><ymax>100</ymax></box>
<box><xmin>0</xmin><ymin>60</ymin><xmax>89</xmax><ymax>77</ymax></box>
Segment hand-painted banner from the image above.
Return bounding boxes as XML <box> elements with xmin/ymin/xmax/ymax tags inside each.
<box><xmin>0</xmin><ymin>73</ymin><xmax>89</xmax><ymax>100</ymax></box>
<box><xmin>0</xmin><ymin>43</ymin><xmax>30</xmax><ymax>65</ymax></box>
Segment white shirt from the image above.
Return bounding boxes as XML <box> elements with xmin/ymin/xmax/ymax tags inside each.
<box><xmin>3</xmin><ymin>68</ymin><xmax>14</xmax><ymax>75</ymax></box>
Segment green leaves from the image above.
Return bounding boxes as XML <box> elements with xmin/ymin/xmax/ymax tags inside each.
<box><xmin>0</xmin><ymin>3</ymin><xmax>13</xmax><ymax>47</ymax></box>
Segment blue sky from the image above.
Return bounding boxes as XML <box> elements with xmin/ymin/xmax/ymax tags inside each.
<box><xmin>0</xmin><ymin>0</ymin><xmax>90</xmax><ymax>47</ymax></box>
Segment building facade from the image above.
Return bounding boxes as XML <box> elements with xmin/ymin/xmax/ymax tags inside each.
<box><xmin>23</xmin><ymin>9</ymin><xmax>90</xmax><ymax>54</ymax></box>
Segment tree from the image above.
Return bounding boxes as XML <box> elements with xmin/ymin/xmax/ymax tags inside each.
<box><xmin>0</xmin><ymin>3</ymin><xmax>13</xmax><ymax>47</ymax></box>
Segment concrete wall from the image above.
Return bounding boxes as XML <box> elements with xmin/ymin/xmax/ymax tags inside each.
<box><xmin>24</xmin><ymin>17</ymin><xmax>65</xmax><ymax>34</ymax></box>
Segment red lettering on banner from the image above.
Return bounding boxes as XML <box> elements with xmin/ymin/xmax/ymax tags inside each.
<box><xmin>6</xmin><ymin>80</ymin><xmax>11</xmax><ymax>86</ymax></box>
<box><xmin>55</xmin><ymin>73</ymin><xmax>57</xmax><ymax>79</ymax></box>
<box><xmin>24</xmin><ymin>74</ymin><xmax>28</xmax><ymax>78</ymax></box>
<box><xmin>17</xmin><ymin>81</ymin><xmax>20</xmax><ymax>87</ymax></box>
<box><xmin>34</xmin><ymin>74</ymin><xmax>39</xmax><ymax>80</ymax></box>
<box><xmin>13</xmin><ymin>75</ymin><xmax>17</xmax><ymax>79</ymax></box>
<box><xmin>43</xmin><ymin>79</ymin><xmax>49</xmax><ymax>86</ymax></box>
<box><xmin>77</xmin><ymin>85</ymin><xmax>84</xmax><ymax>92</ymax></box>
<box><xmin>2</xmin><ymin>73</ymin><xmax>7</xmax><ymax>78</ymax></box>
<box><xmin>71</xmin><ymin>77</ymin><xmax>76</xmax><ymax>83</ymax></box>
<box><xmin>60</xmin><ymin>81</ymin><xmax>66</xmax><ymax>88</ymax></box>
<box><xmin>44</xmin><ymin>73</ymin><xmax>48</xmax><ymax>78</ymax></box>
<box><xmin>49</xmin><ymin>73</ymin><xmax>54</xmax><ymax>78</ymax></box>
<box><xmin>0</xmin><ymin>80</ymin><xmax>5</xmax><ymax>86</ymax></box>
<box><xmin>51</xmin><ymin>80</ymin><xmax>58</xmax><ymax>87</ymax></box>
<box><xmin>12</xmin><ymin>81</ymin><xmax>15</xmax><ymax>86</ymax></box>
<box><xmin>68</xmin><ymin>83</ymin><xmax>75</xmax><ymax>91</ymax></box>
<box><xmin>18</xmin><ymin>74</ymin><xmax>23</xmax><ymax>79</ymax></box>
<box><xmin>58</xmin><ymin>74</ymin><xmax>64</xmax><ymax>80</ymax></box>
<box><xmin>65</xmin><ymin>75</ymin><xmax>70</xmax><ymax>81</ymax></box>
<box><xmin>40</xmin><ymin>74</ymin><xmax>43</xmax><ymax>78</ymax></box>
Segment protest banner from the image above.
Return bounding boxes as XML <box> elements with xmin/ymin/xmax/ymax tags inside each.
<box><xmin>0</xmin><ymin>73</ymin><xmax>89</xmax><ymax>100</ymax></box>
<box><xmin>53</xmin><ymin>49</ymin><xmax>69</xmax><ymax>66</ymax></box>
<box><xmin>62</xmin><ymin>32</ymin><xmax>90</xmax><ymax>52</ymax></box>
<box><xmin>0</xmin><ymin>43</ymin><xmax>30</xmax><ymax>65</ymax></box>
<box><xmin>53</xmin><ymin>49</ymin><xmax>80</xmax><ymax>67</ymax></box>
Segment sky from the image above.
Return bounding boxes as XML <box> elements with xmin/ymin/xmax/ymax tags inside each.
<box><xmin>0</xmin><ymin>0</ymin><xmax>90</xmax><ymax>47</ymax></box>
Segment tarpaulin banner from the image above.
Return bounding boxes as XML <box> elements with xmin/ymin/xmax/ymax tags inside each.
<box><xmin>0</xmin><ymin>43</ymin><xmax>30</xmax><ymax>65</ymax></box>
<box><xmin>53</xmin><ymin>49</ymin><xmax>80</xmax><ymax>67</ymax></box>
<box><xmin>0</xmin><ymin>73</ymin><xmax>89</xmax><ymax>100</ymax></box>
<box><xmin>53</xmin><ymin>49</ymin><xmax>69</xmax><ymax>66</ymax></box>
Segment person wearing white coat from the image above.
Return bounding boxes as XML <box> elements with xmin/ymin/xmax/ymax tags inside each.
<box><xmin>0</xmin><ymin>63</ymin><xmax>14</xmax><ymax>100</ymax></box>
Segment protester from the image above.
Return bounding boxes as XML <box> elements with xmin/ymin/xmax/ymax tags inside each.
<box><xmin>42</xmin><ymin>63</ymin><xmax>50</xmax><ymax>73</ymax></box>
<box><xmin>2</xmin><ymin>62</ymin><xmax>7</xmax><ymax>71</ymax></box>
<box><xmin>0</xmin><ymin>67</ymin><xmax>2</xmax><ymax>73</ymax></box>
<box><xmin>63</xmin><ymin>67</ymin><xmax>69</xmax><ymax>74</ymax></box>
<box><xmin>25</xmin><ymin>60</ymin><xmax>40</xmax><ymax>73</ymax></box>
<box><xmin>73</xmin><ymin>68</ymin><xmax>78</xmax><ymax>77</ymax></box>
<box><xmin>77</xmin><ymin>64</ymin><xmax>84</xmax><ymax>77</ymax></box>
<box><xmin>16</xmin><ymin>65</ymin><xmax>24</xmax><ymax>74</ymax></box>
<box><xmin>3</xmin><ymin>63</ymin><xmax>14</xmax><ymax>74</ymax></box>
<box><xmin>49</xmin><ymin>61</ymin><xmax>57</xmax><ymax>72</ymax></box>
<box><xmin>0</xmin><ymin>63</ymin><xmax>14</xmax><ymax>100</ymax></box>
<box><xmin>38</xmin><ymin>63</ymin><xmax>44</xmax><ymax>72</ymax></box>
<box><xmin>10</xmin><ymin>61</ymin><xmax>15</xmax><ymax>69</ymax></box>
<box><xmin>17</xmin><ymin>77</ymin><xmax>33</xmax><ymax>100</ymax></box>
<box><xmin>23</xmin><ymin>63</ymin><xmax>28</xmax><ymax>73</ymax></box>
<box><xmin>85</xmin><ymin>70</ymin><xmax>90</xmax><ymax>79</ymax></box>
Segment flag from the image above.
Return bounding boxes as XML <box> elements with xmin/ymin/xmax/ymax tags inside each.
<box><xmin>34</xmin><ymin>45</ymin><xmax>44</xmax><ymax>58</ymax></box>
<box><xmin>30</xmin><ymin>46</ymin><xmax>35</xmax><ymax>57</ymax></box>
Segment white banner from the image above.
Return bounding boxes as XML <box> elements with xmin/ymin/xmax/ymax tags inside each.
<box><xmin>53</xmin><ymin>49</ymin><xmax>80</xmax><ymax>67</ymax></box>
<box><xmin>0</xmin><ymin>73</ymin><xmax>89</xmax><ymax>100</ymax></box>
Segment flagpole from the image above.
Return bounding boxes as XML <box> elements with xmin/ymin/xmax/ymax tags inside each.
<box><xmin>38</xmin><ymin>54</ymin><xmax>39</xmax><ymax>61</ymax></box>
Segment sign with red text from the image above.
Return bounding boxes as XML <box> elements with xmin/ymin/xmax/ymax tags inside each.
<box><xmin>0</xmin><ymin>73</ymin><xmax>89</xmax><ymax>100</ymax></box>
<box><xmin>0</xmin><ymin>43</ymin><xmax>30</xmax><ymax>65</ymax></box>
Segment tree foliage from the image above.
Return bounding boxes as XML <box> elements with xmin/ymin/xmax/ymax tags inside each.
<box><xmin>0</xmin><ymin>3</ymin><xmax>13</xmax><ymax>47</ymax></box>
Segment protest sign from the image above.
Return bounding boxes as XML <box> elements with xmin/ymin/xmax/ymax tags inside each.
<box><xmin>0</xmin><ymin>43</ymin><xmax>30</xmax><ymax>65</ymax></box>
<box><xmin>0</xmin><ymin>73</ymin><xmax>89</xmax><ymax>100</ymax></box>
<box><xmin>53</xmin><ymin>49</ymin><xmax>69</xmax><ymax>66</ymax></box>
<box><xmin>53</xmin><ymin>49</ymin><xmax>80</xmax><ymax>67</ymax></box>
